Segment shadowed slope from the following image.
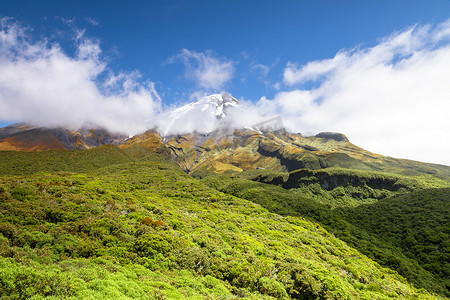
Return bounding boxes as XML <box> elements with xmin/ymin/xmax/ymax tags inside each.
<box><xmin>0</xmin><ymin>123</ymin><xmax>128</xmax><ymax>151</ymax></box>
<box><xmin>0</xmin><ymin>128</ymin><xmax>65</xmax><ymax>151</ymax></box>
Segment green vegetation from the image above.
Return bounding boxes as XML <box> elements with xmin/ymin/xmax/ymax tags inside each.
<box><xmin>0</xmin><ymin>145</ymin><xmax>132</xmax><ymax>176</ymax></box>
<box><xmin>200</xmin><ymin>170</ymin><xmax>450</xmax><ymax>297</ymax></box>
<box><xmin>340</xmin><ymin>188</ymin><xmax>450</xmax><ymax>295</ymax></box>
<box><xmin>226</xmin><ymin>167</ymin><xmax>449</xmax><ymax>208</ymax></box>
<box><xmin>0</xmin><ymin>146</ymin><xmax>442</xmax><ymax>299</ymax></box>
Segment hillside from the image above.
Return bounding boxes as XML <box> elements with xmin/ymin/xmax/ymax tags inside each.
<box><xmin>2</xmin><ymin>121</ymin><xmax>450</xmax><ymax>180</ymax></box>
<box><xmin>340</xmin><ymin>188</ymin><xmax>450</xmax><ymax>294</ymax></box>
<box><xmin>0</xmin><ymin>144</ymin><xmax>132</xmax><ymax>176</ymax></box>
<box><xmin>165</xmin><ymin>129</ymin><xmax>450</xmax><ymax>179</ymax></box>
<box><xmin>0</xmin><ymin>147</ymin><xmax>441</xmax><ymax>299</ymax></box>
<box><xmin>1</xmin><ymin>115</ymin><xmax>450</xmax><ymax>299</ymax></box>
<box><xmin>0</xmin><ymin>123</ymin><xmax>127</xmax><ymax>151</ymax></box>
<box><xmin>199</xmin><ymin>170</ymin><xmax>450</xmax><ymax>296</ymax></box>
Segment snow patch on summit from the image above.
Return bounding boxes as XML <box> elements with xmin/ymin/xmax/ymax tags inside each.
<box><xmin>176</xmin><ymin>92</ymin><xmax>238</xmax><ymax>120</ymax></box>
<box><xmin>157</xmin><ymin>92</ymin><xmax>241</xmax><ymax>135</ymax></box>
<box><xmin>210</xmin><ymin>92</ymin><xmax>239</xmax><ymax>119</ymax></box>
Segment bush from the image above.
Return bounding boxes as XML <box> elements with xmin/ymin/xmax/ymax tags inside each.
<box><xmin>133</xmin><ymin>234</ymin><xmax>171</xmax><ymax>257</ymax></box>
<box><xmin>0</xmin><ymin>223</ymin><xmax>18</xmax><ymax>241</ymax></box>
<box><xmin>173</xmin><ymin>247</ymin><xmax>211</xmax><ymax>275</ymax></box>
<box><xmin>15</xmin><ymin>231</ymin><xmax>53</xmax><ymax>248</ymax></box>
<box><xmin>258</xmin><ymin>276</ymin><xmax>288</xmax><ymax>299</ymax></box>
<box><xmin>10</xmin><ymin>187</ymin><xmax>36</xmax><ymax>202</ymax></box>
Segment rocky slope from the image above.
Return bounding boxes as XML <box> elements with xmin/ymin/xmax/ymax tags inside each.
<box><xmin>156</xmin><ymin>128</ymin><xmax>450</xmax><ymax>179</ymax></box>
<box><xmin>0</xmin><ymin>123</ymin><xmax>128</xmax><ymax>151</ymax></box>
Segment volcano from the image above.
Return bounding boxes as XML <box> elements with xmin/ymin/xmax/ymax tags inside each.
<box><xmin>0</xmin><ymin>92</ymin><xmax>449</xmax><ymax>178</ymax></box>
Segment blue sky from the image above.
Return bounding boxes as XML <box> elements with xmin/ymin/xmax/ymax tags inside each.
<box><xmin>2</xmin><ymin>0</ymin><xmax>449</xmax><ymax>102</ymax></box>
<box><xmin>1</xmin><ymin>0</ymin><xmax>450</xmax><ymax>165</ymax></box>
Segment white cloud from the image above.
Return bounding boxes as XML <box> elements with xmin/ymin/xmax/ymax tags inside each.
<box><xmin>251</xmin><ymin>63</ymin><xmax>270</xmax><ymax>77</ymax></box>
<box><xmin>283</xmin><ymin>53</ymin><xmax>347</xmax><ymax>85</ymax></box>
<box><xmin>263</xmin><ymin>21</ymin><xmax>450</xmax><ymax>165</ymax></box>
<box><xmin>0</xmin><ymin>19</ymin><xmax>161</xmax><ymax>135</ymax></box>
<box><xmin>173</xmin><ymin>49</ymin><xmax>234</xmax><ymax>91</ymax></box>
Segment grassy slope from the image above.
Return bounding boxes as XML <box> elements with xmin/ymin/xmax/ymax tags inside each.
<box><xmin>179</xmin><ymin>130</ymin><xmax>450</xmax><ymax>180</ymax></box>
<box><xmin>200</xmin><ymin>173</ymin><xmax>450</xmax><ymax>297</ymax></box>
<box><xmin>0</xmin><ymin>150</ymin><xmax>438</xmax><ymax>299</ymax></box>
<box><xmin>0</xmin><ymin>145</ymin><xmax>132</xmax><ymax>176</ymax></box>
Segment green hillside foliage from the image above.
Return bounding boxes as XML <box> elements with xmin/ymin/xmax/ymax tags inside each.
<box><xmin>321</xmin><ymin>152</ymin><xmax>450</xmax><ymax>179</ymax></box>
<box><xmin>200</xmin><ymin>173</ymin><xmax>450</xmax><ymax>297</ymax></box>
<box><xmin>283</xmin><ymin>168</ymin><xmax>449</xmax><ymax>191</ymax></box>
<box><xmin>0</xmin><ymin>152</ymin><xmax>439</xmax><ymax>299</ymax></box>
<box><xmin>221</xmin><ymin>167</ymin><xmax>449</xmax><ymax>208</ymax></box>
<box><xmin>0</xmin><ymin>145</ymin><xmax>132</xmax><ymax>176</ymax></box>
<box><xmin>340</xmin><ymin>188</ymin><xmax>450</xmax><ymax>295</ymax></box>
<box><xmin>121</xmin><ymin>145</ymin><xmax>172</xmax><ymax>162</ymax></box>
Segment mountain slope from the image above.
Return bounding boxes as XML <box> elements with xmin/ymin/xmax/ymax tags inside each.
<box><xmin>0</xmin><ymin>123</ymin><xmax>128</xmax><ymax>151</ymax></box>
<box><xmin>0</xmin><ymin>151</ymin><xmax>440</xmax><ymax>299</ymax></box>
<box><xmin>164</xmin><ymin>128</ymin><xmax>450</xmax><ymax>179</ymax></box>
<box><xmin>341</xmin><ymin>188</ymin><xmax>450</xmax><ymax>296</ymax></box>
<box><xmin>0</xmin><ymin>144</ymin><xmax>132</xmax><ymax>176</ymax></box>
<box><xmin>4</xmin><ymin>122</ymin><xmax>448</xmax><ymax>180</ymax></box>
<box><xmin>199</xmin><ymin>172</ymin><xmax>450</xmax><ymax>296</ymax></box>
<box><xmin>0</xmin><ymin>126</ymin><xmax>66</xmax><ymax>151</ymax></box>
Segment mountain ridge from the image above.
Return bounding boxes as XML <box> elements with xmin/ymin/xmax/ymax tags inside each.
<box><xmin>1</xmin><ymin>121</ymin><xmax>449</xmax><ymax>180</ymax></box>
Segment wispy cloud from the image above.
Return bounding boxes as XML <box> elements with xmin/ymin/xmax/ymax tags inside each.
<box><xmin>0</xmin><ymin>18</ymin><xmax>161</xmax><ymax>135</ymax></box>
<box><xmin>261</xmin><ymin>21</ymin><xmax>450</xmax><ymax>165</ymax></box>
<box><xmin>251</xmin><ymin>63</ymin><xmax>270</xmax><ymax>77</ymax></box>
<box><xmin>84</xmin><ymin>17</ymin><xmax>100</xmax><ymax>27</ymax></box>
<box><xmin>250</xmin><ymin>59</ymin><xmax>280</xmax><ymax>90</ymax></box>
<box><xmin>283</xmin><ymin>54</ymin><xmax>346</xmax><ymax>85</ymax></box>
<box><xmin>171</xmin><ymin>49</ymin><xmax>234</xmax><ymax>91</ymax></box>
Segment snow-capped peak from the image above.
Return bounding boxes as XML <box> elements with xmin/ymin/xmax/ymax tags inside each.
<box><xmin>158</xmin><ymin>92</ymin><xmax>241</xmax><ymax>136</ymax></box>
<box><xmin>198</xmin><ymin>92</ymin><xmax>239</xmax><ymax>119</ymax></box>
<box><xmin>167</xmin><ymin>92</ymin><xmax>239</xmax><ymax>121</ymax></box>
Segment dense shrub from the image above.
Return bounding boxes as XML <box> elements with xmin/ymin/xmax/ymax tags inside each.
<box><xmin>0</xmin><ymin>152</ymin><xmax>444</xmax><ymax>299</ymax></box>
